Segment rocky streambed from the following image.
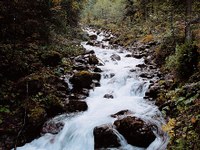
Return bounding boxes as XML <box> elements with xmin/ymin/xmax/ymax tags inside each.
<box><xmin>16</xmin><ymin>27</ymin><xmax>169</xmax><ymax>150</ymax></box>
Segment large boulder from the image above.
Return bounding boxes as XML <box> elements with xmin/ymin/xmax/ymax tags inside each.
<box><xmin>70</xmin><ymin>71</ymin><xmax>101</xmax><ymax>90</ymax></box>
<box><xmin>145</xmin><ymin>83</ymin><xmax>160</xmax><ymax>99</ymax></box>
<box><xmin>93</xmin><ymin>124</ymin><xmax>121</xmax><ymax>148</ymax></box>
<box><xmin>41</xmin><ymin>51</ymin><xmax>62</xmax><ymax>66</ymax></box>
<box><xmin>114</xmin><ymin>116</ymin><xmax>156</xmax><ymax>148</ymax></box>
<box><xmin>67</xmin><ymin>100</ymin><xmax>88</xmax><ymax>112</ymax></box>
<box><xmin>89</xmin><ymin>34</ymin><xmax>97</xmax><ymax>40</ymax></box>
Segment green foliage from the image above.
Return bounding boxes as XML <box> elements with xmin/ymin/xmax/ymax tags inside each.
<box><xmin>0</xmin><ymin>106</ymin><xmax>10</xmax><ymax>113</ymax></box>
<box><xmin>166</xmin><ymin>42</ymin><xmax>198</xmax><ymax>81</ymax></box>
<box><xmin>81</xmin><ymin>0</ymin><xmax>125</xmax><ymax>23</ymax></box>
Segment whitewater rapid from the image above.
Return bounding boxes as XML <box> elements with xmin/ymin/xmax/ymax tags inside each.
<box><xmin>16</xmin><ymin>28</ymin><xmax>168</xmax><ymax>150</ymax></box>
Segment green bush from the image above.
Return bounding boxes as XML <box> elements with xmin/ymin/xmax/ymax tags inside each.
<box><xmin>166</xmin><ymin>42</ymin><xmax>198</xmax><ymax>81</ymax></box>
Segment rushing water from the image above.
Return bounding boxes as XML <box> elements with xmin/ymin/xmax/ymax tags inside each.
<box><xmin>16</xmin><ymin>28</ymin><xmax>168</xmax><ymax>150</ymax></box>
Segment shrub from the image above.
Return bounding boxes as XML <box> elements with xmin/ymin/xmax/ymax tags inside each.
<box><xmin>140</xmin><ymin>34</ymin><xmax>154</xmax><ymax>43</ymax></box>
<box><xmin>166</xmin><ymin>42</ymin><xmax>199</xmax><ymax>81</ymax></box>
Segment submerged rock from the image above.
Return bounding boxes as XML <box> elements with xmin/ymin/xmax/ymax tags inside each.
<box><xmin>110</xmin><ymin>54</ymin><xmax>121</xmax><ymax>61</ymax></box>
<box><xmin>114</xmin><ymin>116</ymin><xmax>156</xmax><ymax>148</ymax></box>
<box><xmin>42</xmin><ymin>121</ymin><xmax>64</xmax><ymax>135</ymax></box>
<box><xmin>93</xmin><ymin>124</ymin><xmax>121</xmax><ymax>148</ymax></box>
<box><xmin>111</xmin><ymin>110</ymin><xmax>133</xmax><ymax>118</ymax></box>
<box><xmin>103</xmin><ymin>94</ymin><xmax>114</xmax><ymax>99</ymax></box>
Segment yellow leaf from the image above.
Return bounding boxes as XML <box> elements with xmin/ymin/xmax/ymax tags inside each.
<box><xmin>191</xmin><ymin>116</ymin><xmax>196</xmax><ymax>124</ymax></box>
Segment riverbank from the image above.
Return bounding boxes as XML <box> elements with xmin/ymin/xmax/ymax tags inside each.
<box><xmin>0</xmin><ymin>1</ymin><xmax>87</xmax><ymax>148</ymax></box>
<box><xmin>85</xmin><ymin>21</ymin><xmax>200</xmax><ymax>149</ymax></box>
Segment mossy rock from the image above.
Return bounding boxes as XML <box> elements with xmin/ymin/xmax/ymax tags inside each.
<box><xmin>27</xmin><ymin>106</ymin><xmax>47</xmax><ymax>125</ymax></box>
<box><xmin>41</xmin><ymin>51</ymin><xmax>62</xmax><ymax>66</ymax></box>
<box><xmin>70</xmin><ymin>71</ymin><xmax>94</xmax><ymax>89</ymax></box>
<box><xmin>15</xmin><ymin>76</ymin><xmax>44</xmax><ymax>97</ymax></box>
<box><xmin>70</xmin><ymin>71</ymin><xmax>101</xmax><ymax>90</ymax></box>
<box><xmin>44</xmin><ymin>94</ymin><xmax>66</xmax><ymax>117</ymax></box>
<box><xmin>88</xmin><ymin>54</ymin><xmax>99</xmax><ymax>65</ymax></box>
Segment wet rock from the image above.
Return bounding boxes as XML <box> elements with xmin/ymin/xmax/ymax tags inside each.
<box><xmin>103</xmin><ymin>73</ymin><xmax>115</xmax><ymax>79</ymax></box>
<box><xmin>110</xmin><ymin>54</ymin><xmax>121</xmax><ymax>61</ymax></box>
<box><xmin>84</xmin><ymin>50</ymin><xmax>95</xmax><ymax>54</ymax></box>
<box><xmin>132</xmin><ymin>53</ymin><xmax>144</xmax><ymax>59</ymax></box>
<box><xmin>145</xmin><ymin>45</ymin><xmax>151</xmax><ymax>49</ymax></box>
<box><xmin>136</xmin><ymin>64</ymin><xmax>147</xmax><ymax>69</ymax></box>
<box><xmin>88</xmin><ymin>54</ymin><xmax>99</xmax><ymax>65</ymax></box>
<box><xmin>97</xmin><ymin>31</ymin><xmax>101</xmax><ymax>35</ymax></box>
<box><xmin>110</xmin><ymin>73</ymin><xmax>115</xmax><ymax>78</ymax></box>
<box><xmin>129</xmin><ymin>69</ymin><xmax>136</xmax><ymax>72</ymax></box>
<box><xmin>92</xmin><ymin>80</ymin><xmax>101</xmax><ymax>87</ymax></box>
<box><xmin>81</xmin><ymin>88</ymin><xmax>90</xmax><ymax>97</ymax></box>
<box><xmin>103</xmin><ymin>94</ymin><xmax>114</xmax><ymax>99</ymax></box>
<box><xmin>114</xmin><ymin>116</ymin><xmax>156</xmax><ymax>148</ymax></box>
<box><xmin>149</xmin><ymin>65</ymin><xmax>157</xmax><ymax>70</ymax></box>
<box><xmin>125</xmin><ymin>54</ymin><xmax>132</xmax><ymax>57</ymax></box>
<box><xmin>132</xmin><ymin>53</ymin><xmax>145</xmax><ymax>59</ymax></box>
<box><xmin>69</xmin><ymin>93</ymin><xmax>87</xmax><ymax>100</ymax></box>
<box><xmin>138</xmin><ymin>45</ymin><xmax>146</xmax><ymax>51</ymax></box>
<box><xmin>93</xmin><ymin>124</ymin><xmax>121</xmax><ymax>148</ymax></box>
<box><xmin>89</xmin><ymin>34</ymin><xmax>97</xmax><ymax>40</ymax></box>
<box><xmin>74</xmin><ymin>56</ymin><xmax>87</xmax><ymax>64</ymax></box>
<box><xmin>86</xmin><ymin>41</ymin><xmax>95</xmax><ymax>46</ymax></box>
<box><xmin>93</xmin><ymin>73</ymin><xmax>101</xmax><ymax>81</ymax></box>
<box><xmin>73</xmin><ymin>63</ymin><xmax>88</xmax><ymax>71</ymax></box>
<box><xmin>70</xmin><ymin>71</ymin><xmax>100</xmax><ymax>89</ymax></box>
<box><xmin>103</xmin><ymin>37</ymin><xmax>111</xmax><ymax>42</ymax></box>
<box><xmin>67</xmin><ymin>101</ymin><xmax>88</xmax><ymax>112</ymax></box>
<box><xmin>94</xmin><ymin>67</ymin><xmax>102</xmax><ymax>73</ymax></box>
<box><xmin>42</xmin><ymin>121</ymin><xmax>64</xmax><ymax>135</ymax></box>
<box><xmin>145</xmin><ymin>84</ymin><xmax>160</xmax><ymax>99</ymax></box>
<box><xmin>111</xmin><ymin>110</ymin><xmax>133</xmax><ymax>118</ymax></box>
<box><xmin>139</xmin><ymin>73</ymin><xmax>154</xmax><ymax>79</ymax></box>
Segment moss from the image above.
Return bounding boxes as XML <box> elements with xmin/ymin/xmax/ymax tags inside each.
<box><xmin>166</xmin><ymin>42</ymin><xmax>199</xmax><ymax>81</ymax></box>
<box><xmin>41</xmin><ymin>50</ymin><xmax>62</xmax><ymax>66</ymax></box>
<box><xmin>75</xmin><ymin>70</ymin><xmax>93</xmax><ymax>77</ymax></box>
<box><xmin>28</xmin><ymin>106</ymin><xmax>46</xmax><ymax>124</ymax></box>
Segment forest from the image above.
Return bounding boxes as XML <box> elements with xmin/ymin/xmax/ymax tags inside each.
<box><xmin>0</xmin><ymin>0</ymin><xmax>199</xmax><ymax>149</ymax></box>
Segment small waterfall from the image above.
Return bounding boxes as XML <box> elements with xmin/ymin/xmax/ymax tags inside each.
<box><xmin>16</xmin><ymin>28</ymin><xmax>168</xmax><ymax>150</ymax></box>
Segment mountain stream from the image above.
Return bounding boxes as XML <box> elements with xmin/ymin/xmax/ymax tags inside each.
<box><xmin>16</xmin><ymin>28</ymin><xmax>168</xmax><ymax>150</ymax></box>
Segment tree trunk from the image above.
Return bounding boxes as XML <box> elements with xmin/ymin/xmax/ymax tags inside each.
<box><xmin>185</xmin><ymin>0</ymin><xmax>192</xmax><ymax>41</ymax></box>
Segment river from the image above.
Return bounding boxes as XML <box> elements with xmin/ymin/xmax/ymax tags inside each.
<box><xmin>16</xmin><ymin>28</ymin><xmax>168</xmax><ymax>150</ymax></box>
